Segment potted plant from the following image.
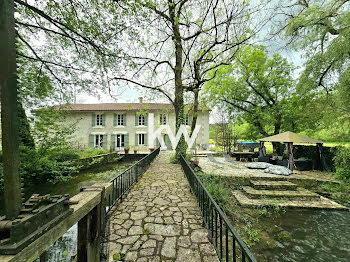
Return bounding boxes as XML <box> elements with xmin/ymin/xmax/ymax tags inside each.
<box><xmin>124</xmin><ymin>146</ymin><xmax>130</xmax><ymax>154</ymax></box>
<box><xmin>133</xmin><ymin>146</ymin><xmax>138</xmax><ymax>154</ymax></box>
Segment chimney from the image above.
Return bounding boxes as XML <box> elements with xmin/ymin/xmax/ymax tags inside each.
<box><xmin>139</xmin><ymin>97</ymin><xmax>143</xmax><ymax>104</ymax></box>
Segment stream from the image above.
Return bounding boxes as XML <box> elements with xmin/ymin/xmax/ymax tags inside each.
<box><xmin>253</xmin><ymin>209</ymin><xmax>350</xmax><ymax>262</ymax></box>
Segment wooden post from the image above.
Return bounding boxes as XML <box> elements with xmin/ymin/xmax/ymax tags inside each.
<box><xmin>77</xmin><ymin>188</ymin><xmax>105</xmax><ymax>262</ymax></box>
<box><xmin>39</xmin><ymin>251</ymin><xmax>47</xmax><ymax>262</ymax></box>
<box><xmin>317</xmin><ymin>143</ymin><xmax>325</xmax><ymax>171</ymax></box>
<box><xmin>258</xmin><ymin>142</ymin><xmax>265</xmax><ymax>157</ymax></box>
<box><xmin>285</xmin><ymin>142</ymin><xmax>294</xmax><ymax>171</ymax></box>
<box><xmin>0</xmin><ymin>0</ymin><xmax>22</xmax><ymax>219</ymax></box>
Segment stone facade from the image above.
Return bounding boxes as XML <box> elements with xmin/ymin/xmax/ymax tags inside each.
<box><xmin>62</xmin><ymin>103</ymin><xmax>210</xmax><ymax>151</ymax></box>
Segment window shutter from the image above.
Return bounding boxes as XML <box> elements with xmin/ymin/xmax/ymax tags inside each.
<box><xmin>114</xmin><ymin>114</ymin><xmax>117</xmax><ymax>126</ymax></box>
<box><xmin>145</xmin><ymin>134</ymin><xmax>148</xmax><ymax>146</ymax></box>
<box><xmin>89</xmin><ymin>134</ymin><xmax>94</xmax><ymax>148</ymax></box>
<box><xmin>144</xmin><ymin>114</ymin><xmax>148</xmax><ymax>126</ymax></box>
<box><xmin>102</xmin><ymin>114</ymin><xmax>106</xmax><ymax>126</ymax></box>
<box><xmin>103</xmin><ymin>134</ymin><xmax>107</xmax><ymax>149</ymax></box>
<box><xmin>125</xmin><ymin>134</ymin><xmax>129</xmax><ymax>147</ymax></box>
<box><xmin>111</xmin><ymin>134</ymin><xmax>116</xmax><ymax>151</ymax></box>
<box><xmin>135</xmin><ymin>114</ymin><xmax>138</xmax><ymax>126</ymax></box>
<box><xmin>123</xmin><ymin>114</ymin><xmax>127</xmax><ymax>126</ymax></box>
<box><xmin>92</xmin><ymin>113</ymin><xmax>95</xmax><ymax>127</ymax></box>
<box><xmin>135</xmin><ymin>134</ymin><xmax>138</xmax><ymax>146</ymax></box>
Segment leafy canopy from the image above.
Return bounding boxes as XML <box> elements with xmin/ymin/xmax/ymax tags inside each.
<box><xmin>203</xmin><ymin>46</ymin><xmax>296</xmax><ymax>137</ymax></box>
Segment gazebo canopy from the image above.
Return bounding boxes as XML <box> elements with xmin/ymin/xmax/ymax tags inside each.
<box><xmin>259</xmin><ymin>131</ymin><xmax>323</xmax><ymax>144</ymax></box>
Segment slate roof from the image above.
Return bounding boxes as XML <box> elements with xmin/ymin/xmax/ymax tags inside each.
<box><xmin>53</xmin><ymin>103</ymin><xmax>206</xmax><ymax>112</ymax></box>
<box><xmin>259</xmin><ymin>131</ymin><xmax>323</xmax><ymax>144</ymax></box>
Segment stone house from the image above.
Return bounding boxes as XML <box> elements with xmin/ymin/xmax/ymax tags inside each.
<box><xmin>56</xmin><ymin>101</ymin><xmax>210</xmax><ymax>151</ymax></box>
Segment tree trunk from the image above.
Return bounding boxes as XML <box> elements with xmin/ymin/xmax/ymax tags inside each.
<box><xmin>169</xmin><ymin>2</ymin><xmax>185</xmax><ymax>159</ymax></box>
<box><xmin>190</xmin><ymin>88</ymin><xmax>199</xmax><ymax>136</ymax></box>
<box><xmin>0</xmin><ymin>0</ymin><xmax>22</xmax><ymax>219</ymax></box>
<box><xmin>272</xmin><ymin>114</ymin><xmax>282</xmax><ymax>154</ymax></box>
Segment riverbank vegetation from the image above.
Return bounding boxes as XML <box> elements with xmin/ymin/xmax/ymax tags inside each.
<box><xmin>196</xmin><ymin>169</ymin><xmax>350</xmax><ymax>261</ymax></box>
<box><xmin>0</xmin><ymin>146</ymin><xmax>117</xmax><ymax>197</ymax></box>
<box><xmin>196</xmin><ymin>171</ymin><xmax>288</xmax><ymax>249</ymax></box>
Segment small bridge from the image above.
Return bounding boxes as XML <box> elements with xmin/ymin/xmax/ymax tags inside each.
<box><xmin>0</xmin><ymin>148</ymin><xmax>256</xmax><ymax>262</ymax></box>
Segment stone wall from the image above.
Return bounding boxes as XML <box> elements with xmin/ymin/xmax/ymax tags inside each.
<box><xmin>64</xmin><ymin>110</ymin><xmax>210</xmax><ymax>151</ymax></box>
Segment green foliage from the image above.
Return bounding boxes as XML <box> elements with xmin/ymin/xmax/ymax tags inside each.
<box><xmin>241</xmin><ymin>215</ymin><xmax>260</xmax><ymax>247</ymax></box>
<box><xmin>321</xmin><ymin>182</ymin><xmax>350</xmax><ymax>204</ymax></box>
<box><xmin>277</xmin><ymin>231</ymin><xmax>292</xmax><ymax>241</ymax></box>
<box><xmin>78</xmin><ymin>148</ymin><xmax>109</xmax><ymax>159</ymax></box>
<box><xmin>112</xmin><ymin>253</ymin><xmax>121</xmax><ymax>261</ymax></box>
<box><xmin>203</xmin><ymin>46</ymin><xmax>296</xmax><ymax>138</ymax></box>
<box><xmin>282</xmin><ymin>0</ymin><xmax>350</xmax><ymax>139</ymax></box>
<box><xmin>142</xmin><ymin>227</ymin><xmax>151</xmax><ymax>235</ymax></box>
<box><xmin>169</xmin><ymin>154</ymin><xmax>178</xmax><ymax>164</ymax></box>
<box><xmin>334</xmin><ymin>147</ymin><xmax>350</xmax><ymax>181</ymax></box>
<box><xmin>196</xmin><ymin>172</ymin><xmax>229</xmax><ymax>210</ymax></box>
<box><xmin>33</xmin><ymin>109</ymin><xmax>77</xmax><ymax>151</ymax></box>
<box><xmin>20</xmin><ymin>146</ymin><xmax>80</xmax><ymax>185</ymax></box>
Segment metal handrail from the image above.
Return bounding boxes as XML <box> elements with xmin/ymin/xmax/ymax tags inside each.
<box><xmin>106</xmin><ymin>147</ymin><xmax>160</xmax><ymax>213</ymax></box>
<box><xmin>179</xmin><ymin>154</ymin><xmax>257</xmax><ymax>262</ymax></box>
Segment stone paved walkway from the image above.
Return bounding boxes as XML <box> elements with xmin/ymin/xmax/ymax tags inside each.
<box><xmin>107</xmin><ymin>152</ymin><xmax>219</xmax><ymax>262</ymax></box>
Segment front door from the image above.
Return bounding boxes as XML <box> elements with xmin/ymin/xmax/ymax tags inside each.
<box><xmin>116</xmin><ymin>134</ymin><xmax>125</xmax><ymax>149</ymax></box>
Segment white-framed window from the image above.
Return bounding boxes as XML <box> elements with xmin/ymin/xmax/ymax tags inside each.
<box><xmin>185</xmin><ymin>114</ymin><xmax>190</xmax><ymax>125</ymax></box>
<box><xmin>117</xmin><ymin>114</ymin><xmax>124</xmax><ymax>126</ymax></box>
<box><xmin>138</xmin><ymin>114</ymin><xmax>145</xmax><ymax>126</ymax></box>
<box><xmin>96</xmin><ymin>114</ymin><xmax>103</xmax><ymax>126</ymax></box>
<box><xmin>160</xmin><ymin>114</ymin><xmax>167</xmax><ymax>125</ymax></box>
<box><xmin>116</xmin><ymin>134</ymin><xmax>125</xmax><ymax>148</ymax></box>
<box><xmin>138</xmin><ymin>133</ymin><xmax>145</xmax><ymax>145</ymax></box>
<box><xmin>95</xmin><ymin>134</ymin><xmax>104</xmax><ymax>148</ymax></box>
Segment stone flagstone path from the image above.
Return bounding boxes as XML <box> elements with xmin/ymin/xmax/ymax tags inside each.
<box><xmin>107</xmin><ymin>152</ymin><xmax>219</xmax><ymax>262</ymax></box>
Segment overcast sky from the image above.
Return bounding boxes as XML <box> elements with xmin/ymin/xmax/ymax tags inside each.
<box><xmin>75</xmin><ymin>0</ymin><xmax>305</xmax><ymax>125</ymax></box>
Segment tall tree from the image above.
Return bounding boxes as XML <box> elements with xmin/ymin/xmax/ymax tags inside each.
<box><xmin>111</xmin><ymin>0</ymin><xmax>270</xmax><ymax>158</ymax></box>
<box><xmin>277</xmin><ymin>0</ymin><xmax>350</xmax><ymax>113</ymax></box>
<box><xmin>15</xmin><ymin>0</ymin><xmax>125</xmax><ymax>106</ymax></box>
<box><xmin>203</xmin><ymin>46</ymin><xmax>296</xmax><ymax>151</ymax></box>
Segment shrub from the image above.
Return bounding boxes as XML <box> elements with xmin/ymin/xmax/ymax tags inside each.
<box><xmin>334</xmin><ymin>146</ymin><xmax>350</xmax><ymax>181</ymax></box>
<box><xmin>197</xmin><ymin>172</ymin><xmax>229</xmax><ymax>211</ymax></box>
<box><xmin>78</xmin><ymin>148</ymin><xmax>109</xmax><ymax>159</ymax></box>
<box><xmin>169</xmin><ymin>154</ymin><xmax>178</xmax><ymax>164</ymax></box>
<box><xmin>20</xmin><ymin>146</ymin><xmax>80</xmax><ymax>185</ymax></box>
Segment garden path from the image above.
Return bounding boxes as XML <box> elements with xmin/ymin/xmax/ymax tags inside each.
<box><xmin>107</xmin><ymin>152</ymin><xmax>219</xmax><ymax>262</ymax></box>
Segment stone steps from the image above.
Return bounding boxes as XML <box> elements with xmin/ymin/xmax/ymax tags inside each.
<box><xmin>233</xmin><ymin>190</ymin><xmax>348</xmax><ymax>210</ymax></box>
<box><xmin>250</xmin><ymin>180</ymin><xmax>298</xmax><ymax>191</ymax></box>
<box><xmin>242</xmin><ymin>186</ymin><xmax>320</xmax><ymax>200</ymax></box>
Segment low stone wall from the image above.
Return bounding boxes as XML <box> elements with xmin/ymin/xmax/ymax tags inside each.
<box><xmin>120</xmin><ymin>153</ymin><xmax>148</xmax><ymax>162</ymax></box>
<box><xmin>74</xmin><ymin>153</ymin><xmax>148</xmax><ymax>170</ymax></box>
<box><xmin>75</xmin><ymin>152</ymin><xmax>122</xmax><ymax>170</ymax></box>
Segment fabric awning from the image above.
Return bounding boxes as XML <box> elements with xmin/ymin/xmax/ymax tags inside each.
<box><xmin>259</xmin><ymin>131</ymin><xmax>323</xmax><ymax>144</ymax></box>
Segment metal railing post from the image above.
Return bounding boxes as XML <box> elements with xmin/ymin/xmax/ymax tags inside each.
<box><xmin>179</xmin><ymin>154</ymin><xmax>257</xmax><ymax>262</ymax></box>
